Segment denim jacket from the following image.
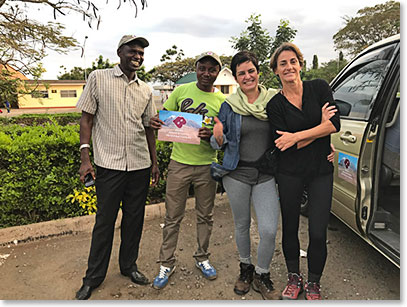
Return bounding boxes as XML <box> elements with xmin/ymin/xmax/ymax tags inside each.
<box><xmin>210</xmin><ymin>102</ymin><xmax>242</xmax><ymax>181</ymax></box>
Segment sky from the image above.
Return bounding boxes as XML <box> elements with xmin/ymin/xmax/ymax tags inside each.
<box><xmin>29</xmin><ymin>0</ymin><xmax>397</xmax><ymax>80</ymax></box>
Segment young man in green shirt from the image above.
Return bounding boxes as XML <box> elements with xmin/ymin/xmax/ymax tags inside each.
<box><xmin>150</xmin><ymin>51</ymin><xmax>225</xmax><ymax>289</ymax></box>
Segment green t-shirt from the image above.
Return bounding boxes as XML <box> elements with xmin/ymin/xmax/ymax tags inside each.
<box><xmin>163</xmin><ymin>82</ymin><xmax>225</xmax><ymax>165</ymax></box>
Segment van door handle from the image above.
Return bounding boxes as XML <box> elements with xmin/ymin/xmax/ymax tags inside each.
<box><xmin>340</xmin><ymin>133</ymin><xmax>357</xmax><ymax>143</ymax></box>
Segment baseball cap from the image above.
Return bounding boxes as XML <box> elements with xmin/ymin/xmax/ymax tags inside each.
<box><xmin>195</xmin><ymin>51</ymin><xmax>222</xmax><ymax>68</ymax></box>
<box><xmin>118</xmin><ymin>35</ymin><xmax>149</xmax><ymax>49</ymax></box>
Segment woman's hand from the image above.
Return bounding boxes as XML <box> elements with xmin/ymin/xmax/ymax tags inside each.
<box><xmin>327</xmin><ymin>143</ymin><xmax>335</xmax><ymax>163</ymax></box>
<box><xmin>321</xmin><ymin>102</ymin><xmax>337</xmax><ymax>123</ymax></box>
<box><xmin>275</xmin><ymin>130</ymin><xmax>299</xmax><ymax>151</ymax></box>
<box><xmin>213</xmin><ymin>117</ymin><xmax>224</xmax><ymax>146</ymax></box>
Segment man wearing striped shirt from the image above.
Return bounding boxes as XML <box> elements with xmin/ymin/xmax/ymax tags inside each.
<box><xmin>75</xmin><ymin>35</ymin><xmax>159</xmax><ymax>300</ymax></box>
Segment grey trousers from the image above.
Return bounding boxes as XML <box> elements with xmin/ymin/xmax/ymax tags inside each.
<box><xmin>222</xmin><ymin>175</ymin><xmax>280</xmax><ymax>273</ymax></box>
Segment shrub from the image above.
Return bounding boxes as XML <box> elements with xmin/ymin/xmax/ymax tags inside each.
<box><xmin>0</xmin><ymin>115</ymin><xmax>221</xmax><ymax>228</ymax></box>
<box><xmin>0</xmin><ymin>122</ymin><xmax>82</xmax><ymax>228</ymax></box>
<box><xmin>66</xmin><ymin>186</ymin><xmax>97</xmax><ymax>215</ymax></box>
<box><xmin>0</xmin><ymin>122</ymin><xmax>174</xmax><ymax>228</ymax></box>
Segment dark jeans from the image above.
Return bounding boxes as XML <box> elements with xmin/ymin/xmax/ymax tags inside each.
<box><xmin>277</xmin><ymin>172</ymin><xmax>333</xmax><ymax>280</ymax></box>
<box><xmin>82</xmin><ymin>165</ymin><xmax>151</xmax><ymax>287</ymax></box>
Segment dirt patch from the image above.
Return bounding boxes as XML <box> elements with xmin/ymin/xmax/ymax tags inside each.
<box><xmin>0</xmin><ymin>197</ymin><xmax>400</xmax><ymax>300</ymax></box>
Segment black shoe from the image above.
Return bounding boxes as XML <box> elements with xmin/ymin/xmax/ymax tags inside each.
<box><xmin>122</xmin><ymin>270</ymin><xmax>150</xmax><ymax>285</ymax></box>
<box><xmin>75</xmin><ymin>285</ymin><xmax>94</xmax><ymax>300</ymax></box>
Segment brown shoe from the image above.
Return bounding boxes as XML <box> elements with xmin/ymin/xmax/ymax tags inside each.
<box><xmin>252</xmin><ymin>272</ymin><xmax>280</xmax><ymax>300</ymax></box>
<box><xmin>234</xmin><ymin>263</ymin><xmax>255</xmax><ymax>295</ymax></box>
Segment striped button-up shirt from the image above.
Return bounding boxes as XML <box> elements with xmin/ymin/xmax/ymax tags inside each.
<box><xmin>76</xmin><ymin>65</ymin><xmax>156</xmax><ymax>171</ymax></box>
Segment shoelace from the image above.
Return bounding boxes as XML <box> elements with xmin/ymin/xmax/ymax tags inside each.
<box><xmin>283</xmin><ymin>275</ymin><xmax>301</xmax><ymax>296</ymax></box>
<box><xmin>158</xmin><ymin>266</ymin><xmax>170</xmax><ymax>278</ymax></box>
<box><xmin>306</xmin><ymin>282</ymin><xmax>321</xmax><ymax>297</ymax></box>
<box><xmin>239</xmin><ymin>269</ymin><xmax>251</xmax><ymax>280</ymax></box>
<box><xmin>261</xmin><ymin>274</ymin><xmax>274</xmax><ymax>290</ymax></box>
<box><xmin>200</xmin><ymin>260</ymin><xmax>213</xmax><ymax>270</ymax></box>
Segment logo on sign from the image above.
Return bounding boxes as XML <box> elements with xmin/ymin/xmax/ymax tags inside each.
<box><xmin>173</xmin><ymin>116</ymin><xmax>187</xmax><ymax>128</ymax></box>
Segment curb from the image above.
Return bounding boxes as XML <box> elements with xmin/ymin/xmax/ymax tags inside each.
<box><xmin>0</xmin><ymin>194</ymin><xmax>228</xmax><ymax>246</ymax></box>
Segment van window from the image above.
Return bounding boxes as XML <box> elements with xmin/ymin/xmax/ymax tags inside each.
<box><xmin>333</xmin><ymin>43</ymin><xmax>397</xmax><ymax>120</ymax></box>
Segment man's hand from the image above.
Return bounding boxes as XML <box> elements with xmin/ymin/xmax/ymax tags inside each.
<box><xmin>213</xmin><ymin>117</ymin><xmax>224</xmax><ymax>146</ymax></box>
<box><xmin>321</xmin><ymin>102</ymin><xmax>337</xmax><ymax>123</ymax></box>
<box><xmin>198</xmin><ymin>127</ymin><xmax>212</xmax><ymax>142</ymax></box>
<box><xmin>151</xmin><ymin>163</ymin><xmax>160</xmax><ymax>187</ymax></box>
<box><xmin>150</xmin><ymin>113</ymin><xmax>164</xmax><ymax>130</ymax></box>
<box><xmin>79</xmin><ymin>160</ymin><xmax>95</xmax><ymax>184</ymax></box>
<box><xmin>275</xmin><ymin>130</ymin><xmax>299</xmax><ymax>151</ymax></box>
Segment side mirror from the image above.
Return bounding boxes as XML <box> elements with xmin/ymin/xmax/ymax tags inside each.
<box><xmin>335</xmin><ymin>100</ymin><xmax>351</xmax><ymax>117</ymax></box>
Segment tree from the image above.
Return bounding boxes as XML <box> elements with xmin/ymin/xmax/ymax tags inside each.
<box><xmin>58</xmin><ymin>55</ymin><xmax>151</xmax><ymax>81</ymax></box>
<box><xmin>151</xmin><ymin>47</ymin><xmax>232</xmax><ymax>87</ymax></box>
<box><xmin>160</xmin><ymin>45</ymin><xmax>185</xmax><ymax>62</ymax></box>
<box><xmin>270</xmin><ymin>19</ymin><xmax>297</xmax><ymax>56</ymax></box>
<box><xmin>0</xmin><ymin>0</ymin><xmax>147</xmax><ymax>104</ymax></box>
<box><xmin>339</xmin><ymin>51</ymin><xmax>344</xmax><ymax>62</ymax></box>
<box><xmin>303</xmin><ymin>54</ymin><xmax>348</xmax><ymax>83</ymax></box>
<box><xmin>230</xmin><ymin>14</ymin><xmax>272</xmax><ymax>87</ymax></box>
<box><xmin>333</xmin><ymin>1</ymin><xmax>400</xmax><ymax>57</ymax></box>
<box><xmin>230</xmin><ymin>15</ymin><xmax>297</xmax><ymax>89</ymax></box>
<box><xmin>58</xmin><ymin>55</ymin><xmax>114</xmax><ymax>80</ymax></box>
<box><xmin>220</xmin><ymin>55</ymin><xmax>232</xmax><ymax>69</ymax></box>
<box><xmin>150</xmin><ymin>58</ymin><xmax>196</xmax><ymax>87</ymax></box>
<box><xmin>312</xmin><ymin>55</ymin><xmax>319</xmax><ymax>70</ymax></box>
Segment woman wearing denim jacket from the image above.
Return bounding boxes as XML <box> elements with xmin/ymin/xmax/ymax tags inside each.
<box><xmin>209</xmin><ymin>51</ymin><xmax>280</xmax><ymax>300</ymax></box>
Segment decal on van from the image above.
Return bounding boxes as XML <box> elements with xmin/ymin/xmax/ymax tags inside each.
<box><xmin>338</xmin><ymin>152</ymin><xmax>358</xmax><ymax>185</ymax></box>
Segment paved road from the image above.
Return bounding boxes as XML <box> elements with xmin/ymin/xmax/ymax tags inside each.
<box><xmin>0</xmin><ymin>195</ymin><xmax>400</xmax><ymax>301</ymax></box>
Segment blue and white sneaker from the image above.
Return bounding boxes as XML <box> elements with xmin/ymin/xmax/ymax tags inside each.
<box><xmin>196</xmin><ymin>260</ymin><xmax>217</xmax><ymax>280</ymax></box>
<box><xmin>152</xmin><ymin>265</ymin><xmax>176</xmax><ymax>290</ymax></box>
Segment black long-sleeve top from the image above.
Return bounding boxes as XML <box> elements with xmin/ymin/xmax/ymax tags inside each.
<box><xmin>266</xmin><ymin>79</ymin><xmax>340</xmax><ymax>179</ymax></box>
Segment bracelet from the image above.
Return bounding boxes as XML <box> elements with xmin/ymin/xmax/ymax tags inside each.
<box><xmin>79</xmin><ymin>144</ymin><xmax>91</xmax><ymax>151</ymax></box>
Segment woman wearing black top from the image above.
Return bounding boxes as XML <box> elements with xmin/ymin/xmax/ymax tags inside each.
<box><xmin>266</xmin><ymin>43</ymin><xmax>340</xmax><ymax>300</ymax></box>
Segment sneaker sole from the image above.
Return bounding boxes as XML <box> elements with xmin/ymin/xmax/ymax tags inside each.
<box><xmin>252</xmin><ymin>282</ymin><xmax>279</xmax><ymax>300</ymax></box>
<box><xmin>234</xmin><ymin>287</ymin><xmax>250</xmax><ymax>296</ymax></box>
<box><xmin>281</xmin><ymin>288</ymin><xmax>304</xmax><ymax>300</ymax></box>
<box><xmin>195</xmin><ymin>263</ymin><xmax>217</xmax><ymax>280</ymax></box>
<box><xmin>152</xmin><ymin>266</ymin><xmax>176</xmax><ymax>290</ymax></box>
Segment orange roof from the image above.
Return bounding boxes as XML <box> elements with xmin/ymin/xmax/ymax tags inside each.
<box><xmin>0</xmin><ymin>64</ymin><xmax>29</xmax><ymax>80</ymax></box>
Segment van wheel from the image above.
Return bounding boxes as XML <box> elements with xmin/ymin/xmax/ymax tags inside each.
<box><xmin>300</xmin><ymin>187</ymin><xmax>309</xmax><ymax>217</ymax></box>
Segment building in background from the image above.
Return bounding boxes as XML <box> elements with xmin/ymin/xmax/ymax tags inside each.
<box><xmin>18</xmin><ymin>80</ymin><xmax>86</xmax><ymax>109</ymax></box>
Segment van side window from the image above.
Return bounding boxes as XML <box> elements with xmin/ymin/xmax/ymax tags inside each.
<box><xmin>333</xmin><ymin>43</ymin><xmax>396</xmax><ymax>120</ymax></box>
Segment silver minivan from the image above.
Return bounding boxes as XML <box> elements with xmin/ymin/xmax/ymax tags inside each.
<box><xmin>301</xmin><ymin>34</ymin><xmax>400</xmax><ymax>267</ymax></box>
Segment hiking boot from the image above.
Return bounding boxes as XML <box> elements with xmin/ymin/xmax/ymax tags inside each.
<box><xmin>196</xmin><ymin>260</ymin><xmax>217</xmax><ymax>280</ymax></box>
<box><xmin>152</xmin><ymin>265</ymin><xmax>176</xmax><ymax>290</ymax></box>
<box><xmin>305</xmin><ymin>281</ymin><xmax>322</xmax><ymax>300</ymax></box>
<box><xmin>252</xmin><ymin>272</ymin><xmax>279</xmax><ymax>300</ymax></box>
<box><xmin>281</xmin><ymin>272</ymin><xmax>304</xmax><ymax>300</ymax></box>
<box><xmin>234</xmin><ymin>263</ymin><xmax>255</xmax><ymax>295</ymax></box>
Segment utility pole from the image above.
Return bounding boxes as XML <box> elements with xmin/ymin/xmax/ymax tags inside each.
<box><xmin>81</xmin><ymin>36</ymin><xmax>88</xmax><ymax>81</ymax></box>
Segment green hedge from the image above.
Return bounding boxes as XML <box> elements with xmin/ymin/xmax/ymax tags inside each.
<box><xmin>0</xmin><ymin>112</ymin><xmax>81</xmax><ymax>126</ymax></box>
<box><xmin>0</xmin><ymin>117</ymin><xmax>223</xmax><ymax>229</ymax></box>
<box><xmin>0</xmin><ymin>122</ymin><xmax>83</xmax><ymax>227</ymax></box>
<box><xmin>0</xmin><ymin>121</ymin><xmax>174</xmax><ymax>228</ymax></box>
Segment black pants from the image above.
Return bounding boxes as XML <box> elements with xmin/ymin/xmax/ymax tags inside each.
<box><xmin>277</xmin><ymin>172</ymin><xmax>333</xmax><ymax>281</ymax></box>
<box><xmin>83</xmin><ymin>165</ymin><xmax>151</xmax><ymax>287</ymax></box>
